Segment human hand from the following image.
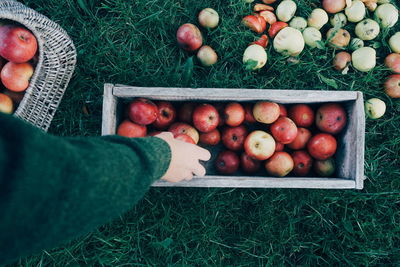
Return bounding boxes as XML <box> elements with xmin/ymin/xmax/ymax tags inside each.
<box><xmin>155</xmin><ymin>132</ymin><xmax>211</xmax><ymax>182</ymax></box>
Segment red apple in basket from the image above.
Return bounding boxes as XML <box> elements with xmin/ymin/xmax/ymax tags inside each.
<box><xmin>178</xmin><ymin>102</ymin><xmax>196</xmax><ymax>123</ymax></box>
<box><xmin>307</xmin><ymin>133</ymin><xmax>337</xmax><ymax>160</ymax></box>
<box><xmin>244</xmin><ymin>103</ymin><xmax>256</xmax><ymax>123</ymax></box>
<box><xmin>287</xmin><ymin>127</ymin><xmax>312</xmax><ymax>150</ymax></box>
<box><xmin>192</xmin><ymin>103</ymin><xmax>220</xmax><ymax>133</ymax></box>
<box><xmin>265</xmin><ymin>152</ymin><xmax>294</xmax><ymax>177</ymax></box>
<box><xmin>153</xmin><ymin>101</ymin><xmax>176</xmax><ymax>129</ymax></box>
<box><xmin>169</xmin><ymin>122</ymin><xmax>199</xmax><ymax>144</ymax></box>
<box><xmin>0</xmin><ymin>93</ymin><xmax>13</xmax><ymax>114</ymax></box>
<box><xmin>128</xmin><ymin>98</ymin><xmax>158</xmax><ymax>125</ymax></box>
<box><xmin>315</xmin><ymin>103</ymin><xmax>347</xmax><ymax>134</ymax></box>
<box><xmin>240</xmin><ymin>152</ymin><xmax>261</xmax><ymax>173</ymax></box>
<box><xmin>253</xmin><ymin>101</ymin><xmax>280</xmax><ymax>124</ymax></box>
<box><xmin>270</xmin><ymin>117</ymin><xmax>298</xmax><ymax>144</ymax></box>
<box><xmin>199</xmin><ymin>128</ymin><xmax>221</xmax><ymax>146</ymax></box>
<box><xmin>288</xmin><ymin>104</ymin><xmax>314</xmax><ymax>127</ymax></box>
<box><xmin>244</xmin><ymin>130</ymin><xmax>276</xmax><ymax>160</ymax></box>
<box><xmin>215</xmin><ymin>150</ymin><xmax>240</xmax><ymax>174</ymax></box>
<box><xmin>117</xmin><ymin>120</ymin><xmax>147</xmax><ymax>138</ymax></box>
<box><xmin>291</xmin><ymin>150</ymin><xmax>313</xmax><ymax>176</ymax></box>
<box><xmin>223</xmin><ymin>102</ymin><xmax>245</xmax><ymax>127</ymax></box>
<box><xmin>176</xmin><ymin>23</ymin><xmax>203</xmax><ymax>52</ymax></box>
<box><xmin>0</xmin><ymin>25</ymin><xmax>38</xmax><ymax>63</ymax></box>
<box><xmin>1</xmin><ymin>62</ymin><xmax>34</xmax><ymax>92</ymax></box>
<box><xmin>222</xmin><ymin>125</ymin><xmax>248</xmax><ymax>151</ymax></box>
<box><xmin>175</xmin><ymin>133</ymin><xmax>196</xmax><ymax>144</ymax></box>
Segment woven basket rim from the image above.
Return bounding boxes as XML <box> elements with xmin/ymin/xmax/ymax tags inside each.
<box><xmin>0</xmin><ymin>13</ymin><xmax>45</xmax><ymax>111</ymax></box>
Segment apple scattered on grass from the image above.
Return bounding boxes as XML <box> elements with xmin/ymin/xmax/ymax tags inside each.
<box><xmin>198</xmin><ymin>8</ymin><xmax>219</xmax><ymax>29</ymax></box>
<box><xmin>302</xmin><ymin>27</ymin><xmax>322</xmax><ymax>48</ymax></box>
<box><xmin>276</xmin><ymin>0</ymin><xmax>297</xmax><ymax>22</ymax></box>
<box><xmin>273</xmin><ymin>27</ymin><xmax>305</xmax><ymax>56</ymax></box>
<box><xmin>352</xmin><ymin>47</ymin><xmax>376</xmax><ymax>72</ymax></box>
<box><xmin>326</xmin><ymin>28</ymin><xmax>351</xmax><ymax>49</ymax></box>
<box><xmin>374</xmin><ymin>3</ymin><xmax>398</xmax><ymax>28</ymax></box>
<box><xmin>176</xmin><ymin>23</ymin><xmax>203</xmax><ymax>52</ymax></box>
<box><xmin>384</xmin><ymin>75</ymin><xmax>400</xmax><ymax>98</ymax></box>
<box><xmin>289</xmin><ymin>17</ymin><xmax>307</xmax><ymax>32</ymax></box>
<box><xmin>307</xmin><ymin>8</ymin><xmax>329</xmax><ymax>30</ymax></box>
<box><xmin>197</xmin><ymin>45</ymin><xmax>218</xmax><ymax>67</ymax></box>
<box><xmin>385</xmin><ymin>53</ymin><xmax>400</xmax><ymax>74</ymax></box>
<box><xmin>330</xmin><ymin>13</ymin><xmax>347</xmax><ymax>28</ymax></box>
<box><xmin>389</xmin><ymin>33</ymin><xmax>400</xmax><ymax>53</ymax></box>
<box><xmin>333</xmin><ymin>52</ymin><xmax>351</xmax><ymax>71</ymax></box>
<box><xmin>323</xmin><ymin>0</ymin><xmax>346</xmax><ymax>14</ymax></box>
<box><xmin>243</xmin><ymin>44</ymin><xmax>267</xmax><ymax>70</ymax></box>
<box><xmin>268</xmin><ymin>21</ymin><xmax>288</xmax><ymax>39</ymax></box>
<box><xmin>349</xmin><ymin>38</ymin><xmax>364</xmax><ymax>51</ymax></box>
<box><xmin>345</xmin><ymin>0</ymin><xmax>366</xmax><ymax>23</ymax></box>
<box><xmin>365</xmin><ymin>98</ymin><xmax>386</xmax><ymax>119</ymax></box>
<box><xmin>355</xmin><ymin>19</ymin><xmax>380</xmax><ymax>41</ymax></box>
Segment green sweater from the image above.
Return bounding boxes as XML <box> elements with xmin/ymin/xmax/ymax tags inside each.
<box><xmin>0</xmin><ymin>113</ymin><xmax>171</xmax><ymax>265</ymax></box>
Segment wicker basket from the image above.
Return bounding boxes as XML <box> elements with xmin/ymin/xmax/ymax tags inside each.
<box><xmin>0</xmin><ymin>0</ymin><xmax>76</xmax><ymax>131</ymax></box>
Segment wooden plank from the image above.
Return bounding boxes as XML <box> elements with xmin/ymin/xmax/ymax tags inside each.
<box><xmin>152</xmin><ymin>177</ymin><xmax>356</xmax><ymax>189</ymax></box>
<box><xmin>101</xmin><ymin>83</ymin><xmax>118</xmax><ymax>135</ymax></box>
<box><xmin>355</xmin><ymin>91</ymin><xmax>365</xmax><ymax>189</ymax></box>
<box><xmin>113</xmin><ymin>86</ymin><xmax>358</xmax><ymax>103</ymax></box>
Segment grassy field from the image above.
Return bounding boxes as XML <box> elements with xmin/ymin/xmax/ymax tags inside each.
<box><xmin>11</xmin><ymin>0</ymin><xmax>400</xmax><ymax>265</ymax></box>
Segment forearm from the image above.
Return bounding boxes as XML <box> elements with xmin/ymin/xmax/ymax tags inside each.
<box><xmin>0</xmin><ymin>114</ymin><xmax>171</xmax><ymax>265</ymax></box>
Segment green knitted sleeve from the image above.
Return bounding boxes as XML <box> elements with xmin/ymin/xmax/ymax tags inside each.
<box><xmin>0</xmin><ymin>113</ymin><xmax>171</xmax><ymax>265</ymax></box>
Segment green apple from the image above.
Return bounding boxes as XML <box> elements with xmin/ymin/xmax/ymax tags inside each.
<box><xmin>389</xmin><ymin>32</ymin><xmax>400</xmax><ymax>53</ymax></box>
<box><xmin>302</xmin><ymin>27</ymin><xmax>322</xmax><ymax>48</ymax></box>
<box><xmin>276</xmin><ymin>0</ymin><xmax>297</xmax><ymax>22</ymax></box>
<box><xmin>307</xmin><ymin>8</ymin><xmax>329</xmax><ymax>30</ymax></box>
<box><xmin>365</xmin><ymin>98</ymin><xmax>386</xmax><ymax>119</ymax></box>
<box><xmin>345</xmin><ymin>0</ymin><xmax>365</xmax><ymax>23</ymax></box>
<box><xmin>243</xmin><ymin>44</ymin><xmax>267</xmax><ymax>70</ymax></box>
<box><xmin>289</xmin><ymin>17</ymin><xmax>307</xmax><ymax>32</ymax></box>
<box><xmin>374</xmin><ymin>4</ymin><xmax>398</xmax><ymax>28</ymax></box>
<box><xmin>352</xmin><ymin>47</ymin><xmax>376</xmax><ymax>72</ymax></box>
<box><xmin>355</xmin><ymin>19</ymin><xmax>380</xmax><ymax>40</ymax></box>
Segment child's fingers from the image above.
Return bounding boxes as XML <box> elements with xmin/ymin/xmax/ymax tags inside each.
<box><xmin>195</xmin><ymin>147</ymin><xmax>211</xmax><ymax>161</ymax></box>
<box><xmin>192</xmin><ymin>162</ymin><xmax>206</xmax><ymax>177</ymax></box>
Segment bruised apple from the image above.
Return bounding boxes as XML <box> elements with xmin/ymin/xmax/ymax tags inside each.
<box><xmin>316</xmin><ymin>103</ymin><xmax>347</xmax><ymax>134</ymax></box>
<box><xmin>224</xmin><ymin>102</ymin><xmax>245</xmax><ymax>127</ymax></box>
<box><xmin>215</xmin><ymin>150</ymin><xmax>240</xmax><ymax>174</ymax></box>
<box><xmin>355</xmin><ymin>19</ymin><xmax>380</xmax><ymax>41</ymax></box>
<box><xmin>291</xmin><ymin>150</ymin><xmax>313</xmax><ymax>176</ymax></box>
<box><xmin>270</xmin><ymin>117</ymin><xmax>298</xmax><ymax>144</ymax></box>
<box><xmin>265</xmin><ymin>152</ymin><xmax>294</xmax><ymax>177</ymax></box>
<box><xmin>240</xmin><ymin>152</ymin><xmax>261</xmax><ymax>173</ymax></box>
<box><xmin>307</xmin><ymin>133</ymin><xmax>337</xmax><ymax>160</ymax></box>
<box><xmin>176</xmin><ymin>23</ymin><xmax>203</xmax><ymax>52</ymax></box>
<box><xmin>117</xmin><ymin>120</ymin><xmax>147</xmax><ymax>138</ymax></box>
<box><xmin>326</xmin><ymin>28</ymin><xmax>351</xmax><ymax>49</ymax></box>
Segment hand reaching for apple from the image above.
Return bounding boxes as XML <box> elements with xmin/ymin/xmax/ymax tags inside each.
<box><xmin>155</xmin><ymin>132</ymin><xmax>211</xmax><ymax>182</ymax></box>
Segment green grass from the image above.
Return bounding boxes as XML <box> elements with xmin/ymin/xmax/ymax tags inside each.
<box><xmin>11</xmin><ymin>0</ymin><xmax>400</xmax><ymax>265</ymax></box>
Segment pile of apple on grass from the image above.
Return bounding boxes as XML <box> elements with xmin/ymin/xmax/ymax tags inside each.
<box><xmin>0</xmin><ymin>21</ymin><xmax>38</xmax><ymax>114</ymax></box>
<box><xmin>117</xmin><ymin>98</ymin><xmax>347</xmax><ymax>179</ymax></box>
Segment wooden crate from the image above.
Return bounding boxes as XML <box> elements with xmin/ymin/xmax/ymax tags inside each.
<box><xmin>102</xmin><ymin>83</ymin><xmax>366</xmax><ymax>190</ymax></box>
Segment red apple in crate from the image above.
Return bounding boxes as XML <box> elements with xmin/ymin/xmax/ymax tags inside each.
<box><xmin>175</xmin><ymin>134</ymin><xmax>196</xmax><ymax>144</ymax></box>
<box><xmin>176</xmin><ymin>23</ymin><xmax>203</xmax><ymax>52</ymax></box>
<box><xmin>215</xmin><ymin>150</ymin><xmax>240</xmax><ymax>174</ymax></box>
<box><xmin>307</xmin><ymin>133</ymin><xmax>337</xmax><ymax>160</ymax></box>
<box><xmin>244</xmin><ymin>130</ymin><xmax>276</xmax><ymax>160</ymax></box>
<box><xmin>244</xmin><ymin>103</ymin><xmax>256</xmax><ymax>123</ymax></box>
<box><xmin>199</xmin><ymin>128</ymin><xmax>220</xmax><ymax>146</ymax></box>
<box><xmin>128</xmin><ymin>98</ymin><xmax>158</xmax><ymax>125</ymax></box>
<box><xmin>270</xmin><ymin>117</ymin><xmax>298</xmax><ymax>144</ymax></box>
<box><xmin>288</xmin><ymin>104</ymin><xmax>314</xmax><ymax>127</ymax></box>
<box><xmin>0</xmin><ymin>25</ymin><xmax>38</xmax><ymax>63</ymax></box>
<box><xmin>314</xmin><ymin>158</ymin><xmax>335</xmax><ymax>176</ymax></box>
<box><xmin>192</xmin><ymin>103</ymin><xmax>220</xmax><ymax>133</ymax></box>
<box><xmin>223</xmin><ymin>102</ymin><xmax>245</xmax><ymax>127</ymax></box>
<box><xmin>278</xmin><ymin>104</ymin><xmax>287</xmax><ymax>117</ymax></box>
<box><xmin>265</xmin><ymin>152</ymin><xmax>294</xmax><ymax>177</ymax></box>
<box><xmin>0</xmin><ymin>93</ymin><xmax>13</xmax><ymax>114</ymax></box>
<box><xmin>1</xmin><ymin>62</ymin><xmax>34</xmax><ymax>92</ymax></box>
<box><xmin>153</xmin><ymin>101</ymin><xmax>176</xmax><ymax>129</ymax></box>
<box><xmin>275</xmin><ymin>142</ymin><xmax>284</xmax><ymax>152</ymax></box>
<box><xmin>117</xmin><ymin>120</ymin><xmax>147</xmax><ymax>138</ymax></box>
<box><xmin>287</xmin><ymin>127</ymin><xmax>312</xmax><ymax>150</ymax></box>
<box><xmin>169</xmin><ymin>122</ymin><xmax>199</xmax><ymax>144</ymax></box>
<box><xmin>3</xmin><ymin>89</ymin><xmax>25</xmax><ymax>104</ymax></box>
<box><xmin>291</xmin><ymin>150</ymin><xmax>313</xmax><ymax>176</ymax></box>
<box><xmin>385</xmin><ymin>53</ymin><xmax>400</xmax><ymax>73</ymax></box>
<box><xmin>222</xmin><ymin>125</ymin><xmax>248</xmax><ymax>151</ymax></box>
<box><xmin>253</xmin><ymin>101</ymin><xmax>280</xmax><ymax>124</ymax></box>
<box><xmin>240</xmin><ymin>152</ymin><xmax>261</xmax><ymax>173</ymax></box>
<box><xmin>214</xmin><ymin>102</ymin><xmax>225</xmax><ymax>126</ymax></box>
<box><xmin>384</xmin><ymin>74</ymin><xmax>400</xmax><ymax>98</ymax></box>
<box><xmin>316</xmin><ymin>103</ymin><xmax>347</xmax><ymax>134</ymax></box>
<box><xmin>178</xmin><ymin>102</ymin><xmax>196</xmax><ymax>123</ymax></box>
